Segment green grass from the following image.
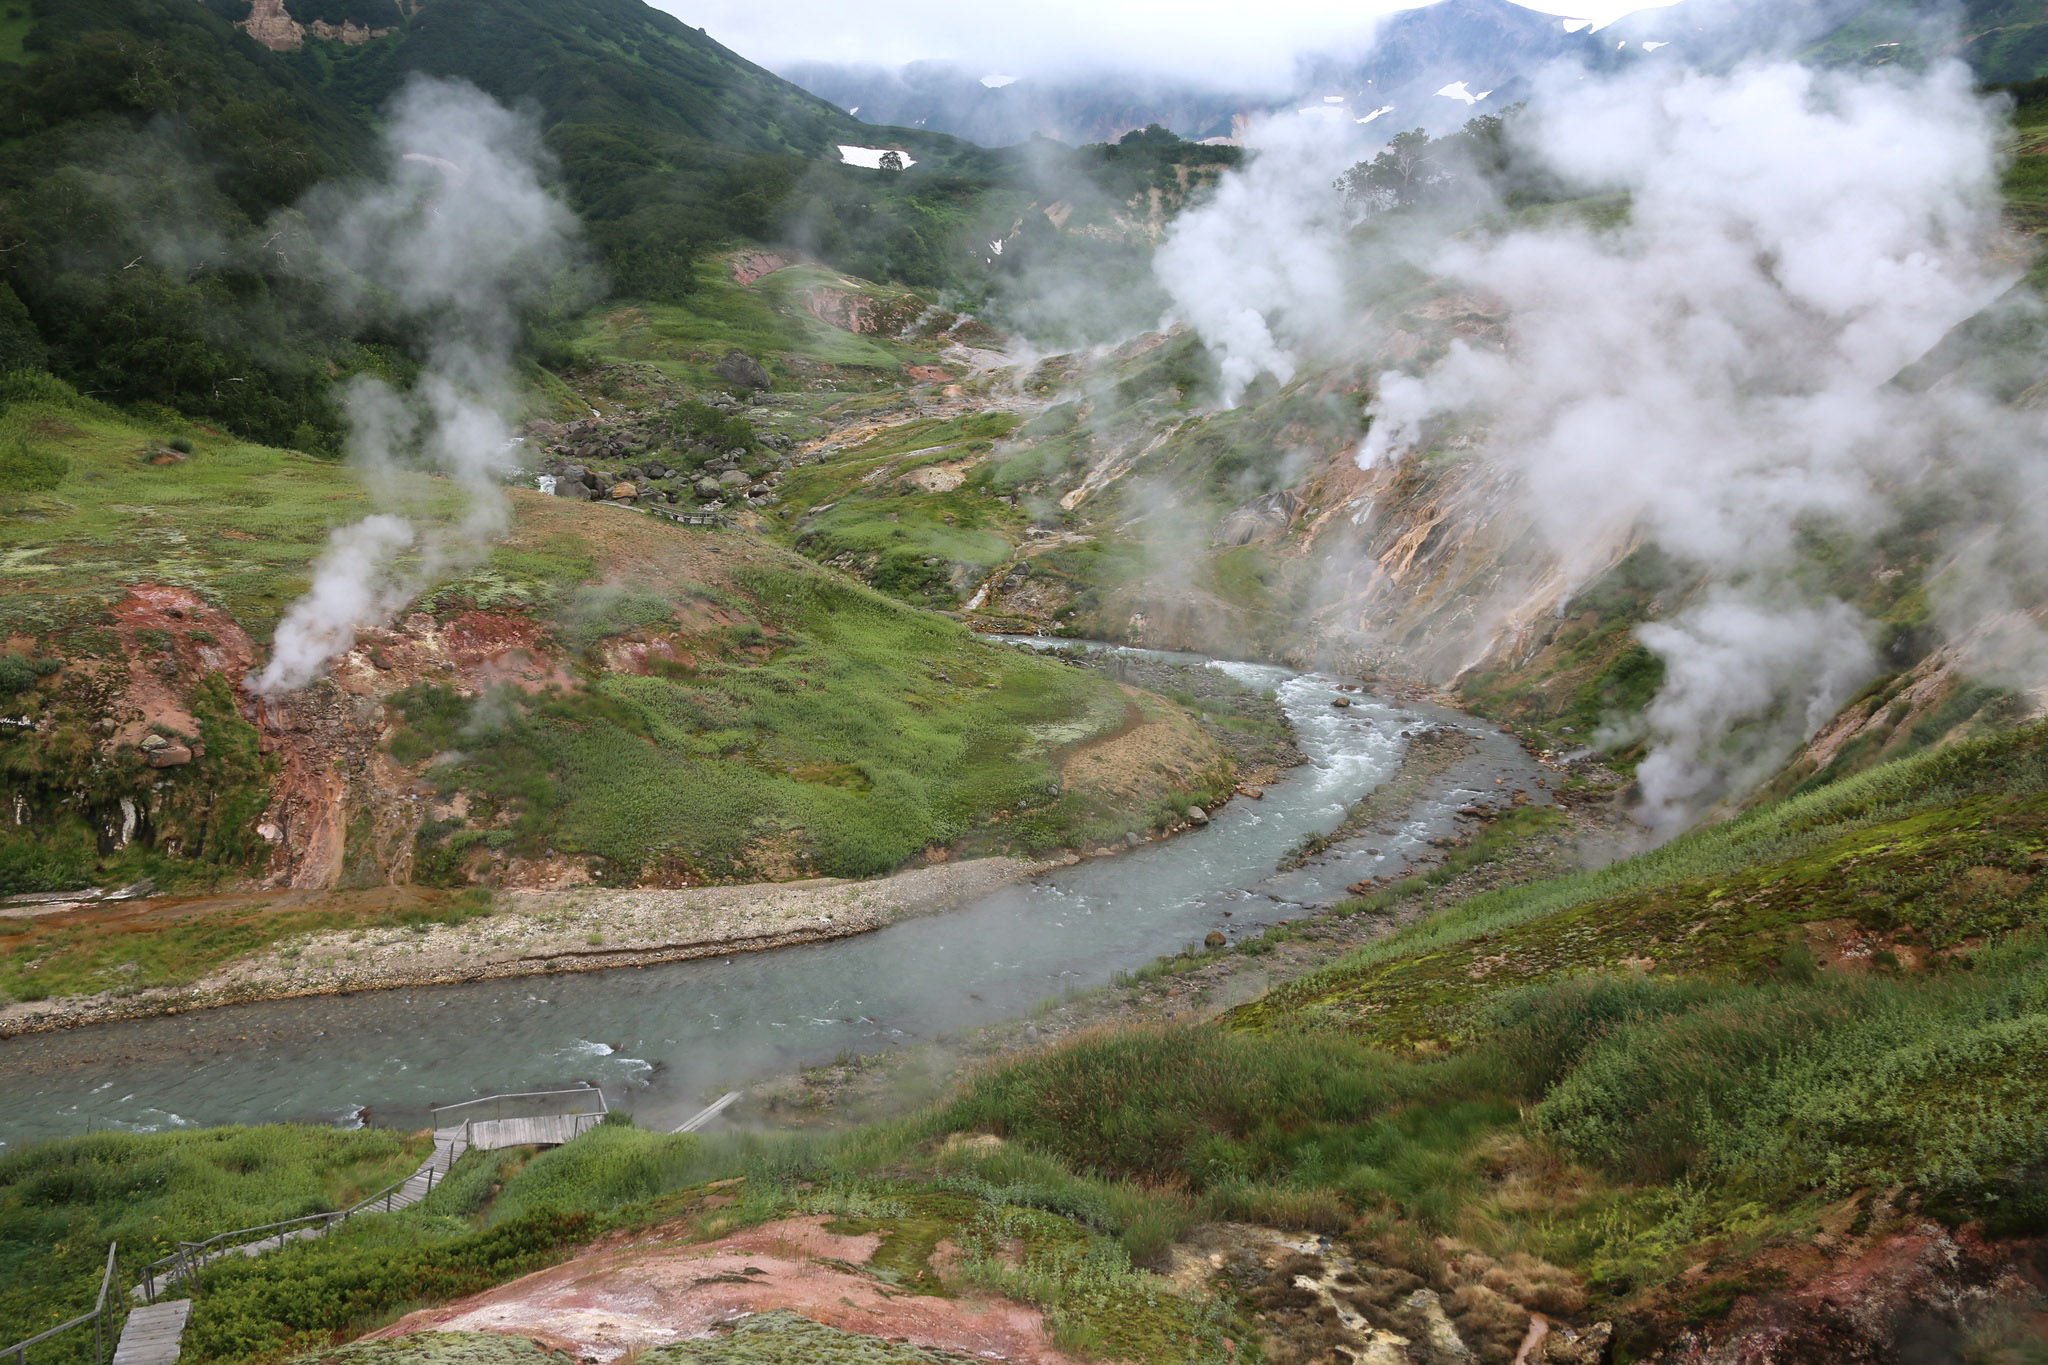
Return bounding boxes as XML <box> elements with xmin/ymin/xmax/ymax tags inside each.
<box><xmin>396</xmin><ymin>565</ymin><xmax>1138</xmax><ymax>881</ymax></box>
<box><xmin>5</xmin><ymin>1116</ymin><xmax>1240</xmax><ymax>1365</ymax></box>
<box><xmin>773</xmin><ymin>411</ymin><xmax>1026</xmax><ymax>604</ymax></box>
<box><xmin>1236</xmin><ymin>719</ymin><xmax>2048</xmax><ymax>1036</ymax></box>
<box><xmin>0</xmin><ymin>373</ymin><xmax>462</xmax><ymax>637</ymax></box>
<box><xmin>0</xmin><ymin>1126</ymin><xmax>427</xmax><ymax>1365</ymax></box>
<box><xmin>571</xmin><ymin>259</ymin><xmax>938</xmax><ymax>387</ymax></box>
<box><xmin>0</xmin><ymin>3</ymin><xmax>33</xmax><ymax>63</ymax></box>
<box><xmin>0</xmin><ymin>889</ymin><xmax>495</xmax><ymax>1004</ymax></box>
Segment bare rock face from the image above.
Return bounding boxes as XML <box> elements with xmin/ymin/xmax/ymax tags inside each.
<box><xmin>1649</xmin><ymin>1224</ymin><xmax>2046</xmax><ymax>1364</ymax></box>
<box><xmin>714</xmin><ymin>349</ymin><xmax>772</xmax><ymax>392</ymax></box>
<box><xmin>1216</xmin><ymin>490</ymin><xmax>1303</xmax><ymax>547</ymax></box>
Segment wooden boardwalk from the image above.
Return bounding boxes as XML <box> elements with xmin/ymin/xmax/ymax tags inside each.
<box><xmin>451</xmin><ymin>1112</ymin><xmax>601</xmax><ymax>1150</ymax></box>
<box><xmin>98</xmin><ymin>1092</ymin><xmax>602</xmax><ymax>1365</ymax></box>
<box><xmin>112</xmin><ymin>1300</ymin><xmax>189</xmax><ymax>1365</ymax></box>
<box><xmin>673</xmin><ymin>1091</ymin><xmax>742</xmax><ymax>1134</ymax></box>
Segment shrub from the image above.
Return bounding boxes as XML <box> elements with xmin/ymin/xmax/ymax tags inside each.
<box><xmin>0</xmin><ymin>438</ymin><xmax>67</xmax><ymax>492</ymax></box>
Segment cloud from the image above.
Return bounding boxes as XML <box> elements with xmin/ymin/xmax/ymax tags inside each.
<box><xmin>654</xmin><ymin>0</ymin><xmax>1675</xmax><ymax>86</ymax></box>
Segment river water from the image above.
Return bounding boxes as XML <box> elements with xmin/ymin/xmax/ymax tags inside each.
<box><xmin>0</xmin><ymin>648</ymin><xmax>1544</xmax><ymax>1147</ymax></box>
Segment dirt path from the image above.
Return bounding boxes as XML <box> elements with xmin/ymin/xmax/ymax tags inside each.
<box><xmin>0</xmin><ymin>858</ymin><xmax>1048</xmax><ymax>1039</ymax></box>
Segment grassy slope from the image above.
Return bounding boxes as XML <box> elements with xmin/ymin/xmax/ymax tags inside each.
<box><xmin>0</xmin><ymin>366</ymin><xmax>1213</xmax><ymax>903</ymax></box>
<box><xmin>0</xmin><ymin>1127</ymin><xmax>427</xmax><ymax>1360</ymax></box>
<box><xmin>2</xmin><ymin>1120</ymin><xmax>1245</xmax><ymax>1365</ymax></box>
<box><xmin>0</xmin><ymin>375</ymin><xmax>461</xmax><ymax>640</ymax></box>
<box><xmin>572</xmin><ymin>260</ymin><xmax>916</xmax><ymax>389</ymax></box>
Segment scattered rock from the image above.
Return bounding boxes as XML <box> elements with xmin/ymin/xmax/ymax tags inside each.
<box><xmin>715</xmin><ymin>349</ymin><xmax>772</xmax><ymax>391</ymax></box>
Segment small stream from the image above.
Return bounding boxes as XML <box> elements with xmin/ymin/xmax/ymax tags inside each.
<box><xmin>0</xmin><ymin>646</ymin><xmax>1550</xmax><ymax>1147</ymax></box>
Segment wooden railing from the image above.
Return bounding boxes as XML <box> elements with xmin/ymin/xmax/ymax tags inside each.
<box><xmin>429</xmin><ymin>1085</ymin><xmax>607</xmax><ymax>1132</ymax></box>
<box><xmin>4</xmin><ymin>1243</ymin><xmax>117</xmax><ymax>1365</ymax></box>
<box><xmin>136</xmin><ymin>1155</ymin><xmax>453</xmax><ymax>1305</ymax></box>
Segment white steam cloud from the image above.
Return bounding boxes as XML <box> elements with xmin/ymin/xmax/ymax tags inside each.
<box><xmin>1153</xmin><ymin>115</ymin><xmax>1371</xmax><ymax>405</ymax></box>
<box><xmin>254</xmin><ymin>78</ymin><xmax>579</xmax><ymax>694</ymax></box>
<box><xmin>1161</xmin><ymin>57</ymin><xmax>2044</xmax><ymax>829</ymax></box>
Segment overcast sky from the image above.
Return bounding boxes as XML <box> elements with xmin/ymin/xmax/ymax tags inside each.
<box><xmin>651</xmin><ymin>0</ymin><xmax>1683</xmax><ymax>84</ymax></box>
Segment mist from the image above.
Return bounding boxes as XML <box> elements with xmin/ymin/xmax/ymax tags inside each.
<box><xmin>253</xmin><ymin>78</ymin><xmax>581</xmax><ymax>695</ymax></box>
<box><xmin>1155</xmin><ymin>55</ymin><xmax>2042</xmax><ymax>829</ymax></box>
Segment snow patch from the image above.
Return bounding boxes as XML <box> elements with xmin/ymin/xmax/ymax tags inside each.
<box><xmin>1358</xmin><ymin>104</ymin><xmax>1396</xmax><ymax>123</ymax></box>
<box><xmin>1562</xmin><ymin>18</ymin><xmax>1592</xmax><ymax>32</ymax></box>
<box><xmin>1641</xmin><ymin>40</ymin><xmax>1669</xmax><ymax>51</ymax></box>
<box><xmin>837</xmin><ymin>145</ymin><xmax>917</xmax><ymax>169</ymax></box>
<box><xmin>1436</xmin><ymin>82</ymin><xmax>1493</xmax><ymax>105</ymax></box>
<box><xmin>980</xmin><ymin>73</ymin><xmax>1017</xmax><ymax>88</ymax></box>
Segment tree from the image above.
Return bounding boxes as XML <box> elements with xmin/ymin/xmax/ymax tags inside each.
<box><xmin>1337</xmin><ymin>128</ymin><xmax>1440</xmax><ymax>212</ymax></box>
<box><xmin>877</xmin><ymin>149</ymin><xmax>903</xmax><ymax>172</ymax></box>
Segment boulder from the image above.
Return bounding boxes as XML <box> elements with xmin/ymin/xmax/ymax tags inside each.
<box><xmin>717</xmin><ymin>469</ymin><xmax>749</xmax><ymax>489</ymax></box>
<box><xmin>147</xmin><ymin>744</ymin><xmax>193</xmax><ymax>768</ymax></box>
<box><xmin>1215</xmin><ymin>489</ymin><xmax>1303</xmax><ymax>547</ymax></box>
<box><xmin>715</xmin><ymin>349</ymin><xmax>772</xmax><ymax>391</ymax></box>
<box><xmin>555</xmin><ymin>480</ymin><xmax>592</xmax><ymax>501</ymax></box>
<box><xmin>1331</xmin><ymin>696</ymin><xmax>1352</xmax><ymax>708</ymax></box>
<box><xmin>609</xmin><ymin>482</ymin><xmax>638</xmax><ymax>501</ymax></box>
<box><xmin>694</xmin><ymin>477</ymin><xmax>723</xmax><ymax>500</ymax></box>
<box><xmin>1187</xmin><ymin>806</ymin><xmax>1209</xmax><ymax>824</ymax></box>
<box><xmin>1205</xmin><ymin>930</ymin><xmax>1227</xmax><ymax>948</ymax></box>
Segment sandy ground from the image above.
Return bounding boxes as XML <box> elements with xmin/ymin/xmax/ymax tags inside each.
<box><xmin>0</xmin><ymin>857</ymin><xmax>1047</xmax><ymax>1039</ymax></box>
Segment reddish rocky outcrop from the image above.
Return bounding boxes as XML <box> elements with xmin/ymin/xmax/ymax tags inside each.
<box><xmin>1651</xmin><ymin>1225</ymin><xmax>2046</xmax><ymax>1364</ymax></box>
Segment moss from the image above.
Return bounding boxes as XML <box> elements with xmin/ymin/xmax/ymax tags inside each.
<box><xmin>289</xmin><ymin>1334</ymin><xmax>575</xmax><ymax>1365</ymax></box>
<box><xmin>1234</xmin><ymin>792</ymin><xmax>2048</xmax><ymax>1045</ymax></box>
<box><xmin>641</xmin><ymin>1312</ymin><xmax>980</xmax><ymax>1363</ymax></box>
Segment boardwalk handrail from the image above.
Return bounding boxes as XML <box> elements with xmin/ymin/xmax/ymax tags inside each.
<box><xmin>429</xmin><ymin>1086</ymin><xmax>607</xmax><ymax>1120</ymax></box>
<box><xmin>137</xmin><ymin>1156</ymin><xmax>453</xmax><ymax>1304</ymax></box>
<box><xmin>4</xmin><ymin>1242</ymin><xmax>117</xmax><ymax>1365</ymax></box>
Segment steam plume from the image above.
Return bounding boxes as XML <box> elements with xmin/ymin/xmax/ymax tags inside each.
<box><xmin>254</xmin><ymin>78</ymin><xmax>579</xmax><ymax>694</ymax></box>
<box><xmin>1160</xmin><ymin>56</ymin><xmax>2044</xmax><ymax>828</ymax></box>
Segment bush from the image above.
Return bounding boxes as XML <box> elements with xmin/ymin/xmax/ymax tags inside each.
<box><xmin>0</xmin><ymin>439</ymin><xmax>68</xmax><ymax>492</ymax></box>
<box><xmin>939</xmin><ymin>1026</ymin><xmax>1402</xmax><ymax>1183</ymax></box>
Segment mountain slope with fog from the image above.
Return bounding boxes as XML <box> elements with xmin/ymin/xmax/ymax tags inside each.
<box><xmin>5</xmin><ymin>5</ymin><xmax>2048</xmax><ymax>1365</ymax></box>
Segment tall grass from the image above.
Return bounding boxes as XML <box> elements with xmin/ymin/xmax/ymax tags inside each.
<box><xmin>0</xmin><ymin>1126</ymin><xmax>425</xmax><ymax>1364</ymax></box>
<box><xmin>1273</xmin><ymin>721</ymin><xmax>2048</xmax><ymax>1007</ymax></box>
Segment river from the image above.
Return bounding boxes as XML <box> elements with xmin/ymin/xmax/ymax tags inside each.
<box><xmin>0</xmin><ymin>647</ymin><xmax>1548</xmax><ymax>1147</ymax></box>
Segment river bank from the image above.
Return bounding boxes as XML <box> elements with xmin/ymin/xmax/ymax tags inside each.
<box><xmin>0</xmin><ymin>857</ymin><xmax>1052</xmax><ymax>1039</ymax></box>
<box><xmin>749</xmin><ymin>738</ymin><xmax>1634</xmax><ymax>1125</ymax></box>
<box><xmin>0</xmin><ymin>650</ymin><xmax>1295</xmax><ymax>1043</ymax></box>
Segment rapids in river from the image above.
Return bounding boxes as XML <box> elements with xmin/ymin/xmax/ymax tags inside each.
<box><xmin>0</xmin><ymin>646</ymin><xmax>1549</xmax><ymax>1146</ymax></box>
